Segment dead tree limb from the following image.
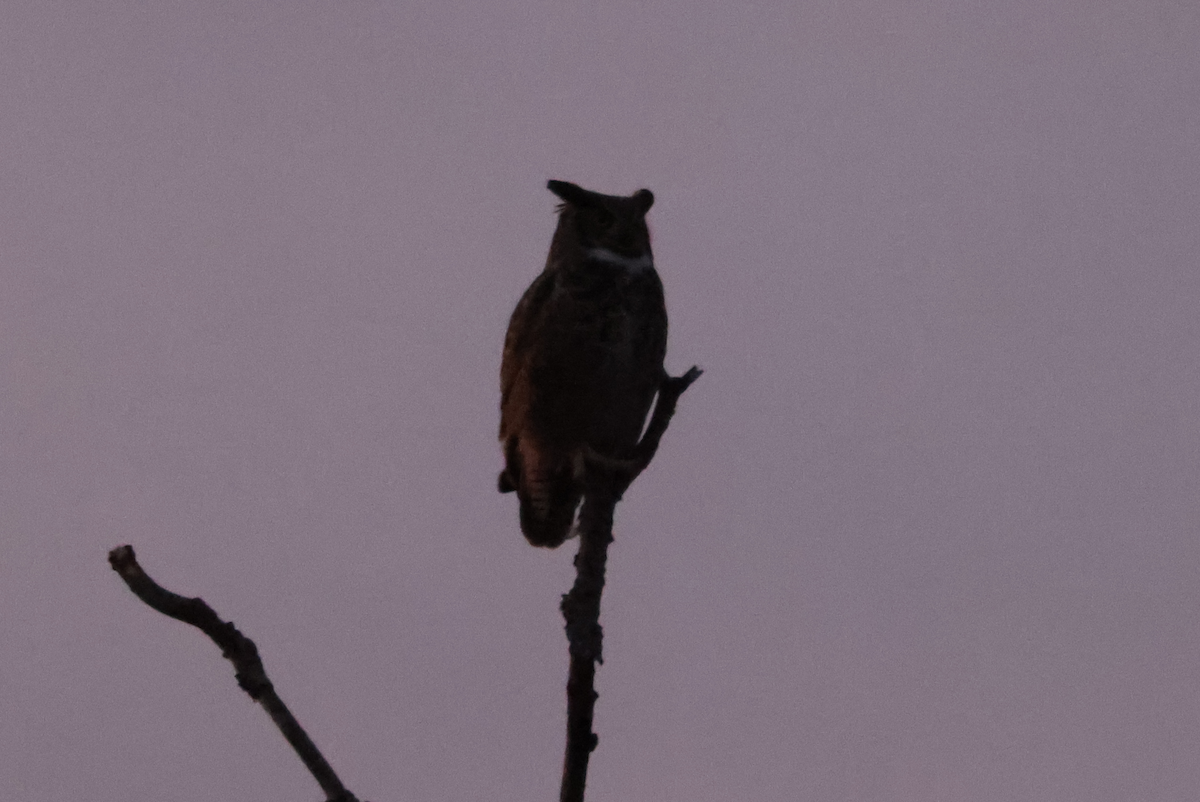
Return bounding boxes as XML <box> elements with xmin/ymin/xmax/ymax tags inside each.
<box><xmin>107</xmin><ymin>545</ymin><xmax>362</xmax><ymax>802</ymax></box>
<box><xmin>559</xmin><ymin>365</ymin><xmax>702</xmax><ymax>802</ymax></box>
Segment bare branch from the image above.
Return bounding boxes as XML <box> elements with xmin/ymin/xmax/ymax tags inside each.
<box><xmin>559</xmin><ymin>365</ymin><xmax>701</xmax><ymax>802</ymax></box>
<box><xmin>107</xmin><ymin>545</ymin><xmax>362</xmax><ymax>802</ymax></box>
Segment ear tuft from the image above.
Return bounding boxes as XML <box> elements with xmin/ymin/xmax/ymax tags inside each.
<box><xmin>547</xmin><ymin>180</ymin><xmax>593</xmax><ymax>207</ymax></box>
<box><xmin>632</xmin><ymin>188</ymin><xmax>654</xmax><ymax>213</ymax></box>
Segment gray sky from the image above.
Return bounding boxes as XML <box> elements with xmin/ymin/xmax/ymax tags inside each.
<box><xmin>5</xmin><ymin>2</ymin><xmax>1200</xmax><ymax>800</ymax></box>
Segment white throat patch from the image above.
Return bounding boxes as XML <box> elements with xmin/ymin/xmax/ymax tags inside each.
<box><xmin>586</xmin><ymin>247</ymin><xmax>653</xmax><ymax>272</ymax></box>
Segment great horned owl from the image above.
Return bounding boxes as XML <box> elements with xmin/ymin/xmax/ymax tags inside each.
<box><xmin>499</xmin><ymin>180</ymin><xmax>668</xmax><ymax>548</ymax></box>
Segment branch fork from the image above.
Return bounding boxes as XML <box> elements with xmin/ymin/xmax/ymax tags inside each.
<box><xmin>559</xmin><ymin>365</ymin><xmax>701</xmax><ymax>802</ymax></box>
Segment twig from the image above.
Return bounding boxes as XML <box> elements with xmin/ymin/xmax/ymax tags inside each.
<box><xmin>559</xmin><ymin>365</ymin><xmax>702</xmax><ymax>802</ymax></box>
<box><xmin>107</xmin><ymin>545</ymin><xmax>362</xmax><ymax>802</ymax></box>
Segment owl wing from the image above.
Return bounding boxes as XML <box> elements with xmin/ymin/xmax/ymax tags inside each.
<box><xmin>500</xmin><ymin>267</ymin><xmax>558</xmax><ymax>440</ymax></box>
<box><xmin>498</xmin><ymin>267</ymin><xmax>583</xmax><ymax>546</ymax></box>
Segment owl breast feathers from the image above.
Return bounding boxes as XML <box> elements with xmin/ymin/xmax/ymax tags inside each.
<box><xmin>499</xmin><ymin>180</ymin><xmax>668</xmax><ymax>548</ymax></box>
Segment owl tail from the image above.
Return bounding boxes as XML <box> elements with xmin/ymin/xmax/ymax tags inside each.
<box><xmin>519</xmin><ymin>476</ymin><xmax>580</xmax><ymax>548</ymax></box>
<box><xmin>507</xmin><ymin>442</ymin><xmax>581</xmax><ymax>548</ymax></box>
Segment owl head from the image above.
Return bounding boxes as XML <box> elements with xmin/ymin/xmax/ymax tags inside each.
<box><xmin>547</xmin><ymin>180</ymin><xmax>655</xmax><ymax>261</ymax></box>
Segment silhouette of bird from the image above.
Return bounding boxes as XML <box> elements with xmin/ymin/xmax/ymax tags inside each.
<box><xmin>499</xmin><ymin>180</ymin><xmax>667</xmax><ymax>547</ymax></box>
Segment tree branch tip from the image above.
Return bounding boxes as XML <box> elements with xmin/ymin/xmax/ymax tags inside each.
<box><xmin>108</xmin><ymin>545</ymin><xmax>146</xmax><ymax>580</ymax></box>
<box><xmin>107</xmin><ymin>543</ymin><xmax>356</xmax><ymax>800</ymax></box>
<box><xmin>661</xmin><ymin>365</ymin><xmax>702</xmax><ymax>398</ymax></box>
<box><xmin>108</xmin><ymin>544</ymin><xmax>136</xmax><ymax>566</ymax></box>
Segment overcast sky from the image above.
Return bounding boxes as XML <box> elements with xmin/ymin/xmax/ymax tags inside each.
<box><xmin>4</xmin><ymin>2</ymin><xmax>1200</xmax><ymax>800</ymax></box>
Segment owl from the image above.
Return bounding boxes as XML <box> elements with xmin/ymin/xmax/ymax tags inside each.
<box><xmin>499</xmin><ymin>180</ymin><xmax>668</xmax><ymax>548</ymax></box>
